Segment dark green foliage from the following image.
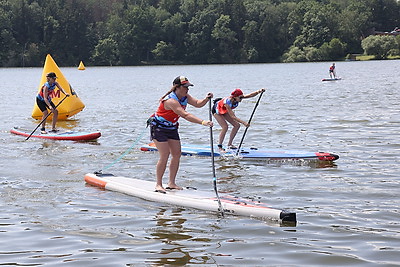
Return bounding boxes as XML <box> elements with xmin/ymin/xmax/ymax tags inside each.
<box><xmin>361</xmin><ymin>35</ymin><xmax>398</xmax><ymax>59</ymax></box>
<box><xmin>0</xmin><ymin>0</ymin><xmax>399</xmax><ymax>66</ymax></box>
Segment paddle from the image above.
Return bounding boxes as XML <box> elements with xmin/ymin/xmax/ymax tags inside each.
<box><xmin>208</xmin><ymin>97</ymin><xmax>224</xmax><ymax>217</ymax></box>
<box><xmin>235</xmin><ymin>89</ymin><xmax>265</xmax><ymax>157</ymax></box>
<box><xmin>26</xmin><ymin>95</ymin><xmax>68</xmax><ymax>140</ymax></box>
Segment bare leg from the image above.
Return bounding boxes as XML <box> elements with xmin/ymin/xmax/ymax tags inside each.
<box><xmin>224</xmin><ymin>114</ymin><xmax>240</xmax><ymax>147</ymax></box>
<box><xmin>153</xmin><ymin>140</ymin><xmax>171</xmax><ymax>192</ymax></box>
<box><xmin>214</xmin><ymin>113</ymin><xmax>229</xmax><ymax>146</ymax></box>
<box><xmin>40</xmin><ymin>110</ymin><xmax>49</xmax><ymax>130</ymax></box>
<box><xmin>51</xmin><ymin>108</ymin><xmax>58</xmax><ymax>130</ymax></box>
<box><xmin>167</xmin><ymin>139</ymin><xmax>182</xmax><ymax>189</ymax></box>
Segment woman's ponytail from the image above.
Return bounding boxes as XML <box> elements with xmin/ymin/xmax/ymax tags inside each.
<box><xmin>159</xmin><ymin>84</ymin><xmax>179</xmax><ymax>101</ymax></box>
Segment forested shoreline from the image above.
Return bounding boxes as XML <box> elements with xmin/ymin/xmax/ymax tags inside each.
<box><xmin>1</xmin><ymin>0</ymin><xmax>399</xmax><ymax>67</ymax></box>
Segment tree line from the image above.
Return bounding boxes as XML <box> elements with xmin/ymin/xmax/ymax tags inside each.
<box><xmin>1</xmin><ymin>0</ymin><xmax>399</xmax><ymax>67</ymax></box>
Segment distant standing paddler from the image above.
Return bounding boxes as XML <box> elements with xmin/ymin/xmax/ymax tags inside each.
<box><xmin>329</xmin><ymin>63</ymin><xmax>336</xmax><ymax>79</ymax></box>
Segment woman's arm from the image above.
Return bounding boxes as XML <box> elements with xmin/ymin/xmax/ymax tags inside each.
<box><xmin>225</xmin><ymin>104</ymin><xmax>249</xmax><ymax>127</ymax></box>
<box><xmin>56</xmin><ymin>82</ymin><xmax>70</xmax><ymax>96</ymax></box>
<box><xmin>42</xmin><ymin>86</ymin><xmax>52</xmax><ymax>107</ymax></box>
<box><xmin>243</xmin><ymin>88</ymin><xmax>265</xmax><ymax>99</ymax></box>
<box><xmin>187</xmin><ymin>92</ymin><xmax>213</xmax><ymax>108</ymax></box>
<box><xmin>165</xmin><ymin>99</ymin><xmax>213</xmax><ymax>126</ymax></box>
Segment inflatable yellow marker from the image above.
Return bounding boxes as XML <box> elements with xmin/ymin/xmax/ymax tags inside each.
<box><xmin>78</xmin><ymin>61</ymin><xmax>85</xmax><ymax>70</ymax></box>
<box><xmin>32</xmin><ymin>54</ymin><xmax>85</xmax><ymax>120</ymax></box>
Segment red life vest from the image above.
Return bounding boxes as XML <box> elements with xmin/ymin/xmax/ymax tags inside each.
<box><xmin>154</xmin><ymin>92</ymin><xmax>187</xmax><ymax>127</ymax></box>
<box><xmin>216</xmin><ymin>97</ymin><xmax>239</xmax><ymax>115</ymax></box>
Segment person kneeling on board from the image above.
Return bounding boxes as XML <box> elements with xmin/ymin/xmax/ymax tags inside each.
<box><xmin>148</xmin><ymin>76</ymin><xmax>213</xmax><ymax>193</ymax></box>
<box><xmin>212</xmin><ymin>88</ymin><xmax>265</xmax><ymax>151</ymax></box>
<box><xmin>36</xmin><ymin>72</ymin><xmax>69</xmax><ymax>134</ymax></box>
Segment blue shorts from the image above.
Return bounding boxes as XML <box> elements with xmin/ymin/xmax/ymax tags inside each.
<box><xmin>150</xmin><ymin>125</ymin><xmax>180</xmax><ymax>142</ymax></box>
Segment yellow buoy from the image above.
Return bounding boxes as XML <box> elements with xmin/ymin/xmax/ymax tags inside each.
<box><xmin>78</xmin><ymin>61</ymin><xmax>85</xmax><ymax>70</ymax></box>
<box><xmin>31</xmin><ymin>54</ymin><xmax>85</xmax><ymax>120</ymax></box>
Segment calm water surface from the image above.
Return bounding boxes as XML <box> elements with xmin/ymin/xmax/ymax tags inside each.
<box><xmin>1</xmin><ymin>60</ymin><xmax>399</xmax><ymax>266</ymax></box>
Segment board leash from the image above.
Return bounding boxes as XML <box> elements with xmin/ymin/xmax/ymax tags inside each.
<box><xmin>95</xmin><ymin>126</ymin><xmax>147</xmax><ymax>174</ymax></box>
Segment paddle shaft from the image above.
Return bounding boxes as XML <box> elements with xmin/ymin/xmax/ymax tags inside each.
<box><xmin>208</xmin><ymin>98</ymin><xmax>224</xmax><ymax>217</ymax></box>
<box><xmin>236</xmin><ymin>90</ymin><xmax>264</xmax><ymax>156</ymax></box>
<box><xmin>26</xmin><ymin>95</ymin><xmax>68</xmax><ymax>140</ymax></box>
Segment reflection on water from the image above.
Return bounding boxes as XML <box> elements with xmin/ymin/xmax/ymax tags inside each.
<box><xmin>148</xmin><ymin>208</ymin><xmax>196</xmax><ymax>266</ymax></box>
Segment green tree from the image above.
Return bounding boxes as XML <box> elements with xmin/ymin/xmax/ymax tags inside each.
<box><xmin>304</xmin><ymin>46</ymin><xmax>325</xmax><ymax>61</ymax></box>
<box><xmin>389</xmin><ymin>35</ymin><xmax>400</xmax><ymax>56</ymax></box>
<box><xmin>185</xmin><ymin>8</ymin><xmax>219</xmax><ymax>63</ymax></box>
<box><xmin>23</xmin><ymin>43</ymin><xmax>41</xmax><ymax>67</ymax></box>
<box><xmin>54</xmin><ymin>1</ymin><xmax>95</xmax><ymax>64</ymax></box>
<box><xmin>259</xmin><ymin>3</ymin><xmax>295</xmax><ymax>62</ymax></box>
<box><xmin>242</xmin><ymin>20</ymin><xmax>260</xmax><ymax>62</ymax></box>
<box><xmin>211</xmin><ymin>14</ymin><xmax>238</xmax><ymax>63</ymax></box>
<box><xmin>91</xmin><ymin>37</ymin><xmax>118</xmax><ymax>66</ymax></box>
<box><xmin>152</xmin><ymin>40</ymin><xmax>175</xmax><ymax>61</ymax></box>
<box><xmin>158</xmin><ymin>0</ymin><xmax>181</xmax><ymax>13</ymax></box>
<box><xmin>157</xmin><ymin>12</ymin><xmax>186</xmax><ymax>61</ymax></box>
<box><xmin>1</xmin><ymin>0</ymin><xmax>399</xmax><ymax>66</ymax></box>
<box><xmin>361</xmin><ymin>35</ymin><xmax>398</xmax><ymax>59</ymax></box>
<box><xmin>282</xmin><ymin>46</ymin><xmax>306</xmax><ymax>62</ymax></box>
<box><xmin>0</xmin><ymin>1</ymin><xmax>18</xmax><ymax>66</ymax></box>
<box><xmin>300</xmin><ymin>2</ymin><xmax>339</xmax><ymax>48</ymax></box>
<box><xmin>369</xmin><ymin>0</ymin><xmax>400</xmax><ymax>31</ymax></box>
<box><xmin>244</xmin><ymin>0</ymin><xmax>296</xmax><ymax>62</ymax></box>
<box><xmin>320</xmin><ymin>38</ymin><xmax>346</xmax><ymax>60</ymax></box>
<box><xmin>101</xmin><ymin>4</ymin><xmax>161</xmax><ymax>65</ymax></box>
<box><xmin>337</xmin><ymin>1</ymin><xmax>372</xmax><ymax>53</ymax></box>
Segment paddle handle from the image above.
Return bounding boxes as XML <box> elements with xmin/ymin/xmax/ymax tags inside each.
<box><xmin>26</xmin><ymin>95</ymin><xmax>68</xmax><ymax>140</ymax></box>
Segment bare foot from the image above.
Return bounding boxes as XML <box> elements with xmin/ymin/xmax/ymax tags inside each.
<box><xmin>166</xmin><ymin>184</ymin><xmax>183</xmax><ymax>190</ymax></box>
<box><xmin>155</xmin><ymin>185</ymin><xmax>166</xmax><ymax>193</ymax></box>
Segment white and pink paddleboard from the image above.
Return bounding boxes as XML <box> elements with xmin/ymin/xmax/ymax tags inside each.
<box><xmin>84</xmin><ymin>172</ymin><xmax>296</xmax><ymax>223</ymax></box>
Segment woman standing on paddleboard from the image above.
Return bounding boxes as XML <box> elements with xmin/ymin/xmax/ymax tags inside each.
<box><xmin>149</xmin><ymin>76</ymin><xmax>213</xmax><ymax>193</ymax></box>
<box><xmin>212</xmin><ymin>88</ymin><xmax>265</xmax><ymax>151</ymax></box>
<box><xmin>36</xmin><ymin>72</ymin><xmax>69</xmax><ymax>134</ymax></box>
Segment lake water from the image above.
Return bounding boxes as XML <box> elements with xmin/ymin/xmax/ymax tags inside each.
<box><xmin>1</xmin><ymin>60</ymin><xmax>399</xmax><ymax>266</ymax></box>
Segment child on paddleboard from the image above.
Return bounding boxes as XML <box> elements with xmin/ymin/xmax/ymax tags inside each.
<box><xmin>149</xmin><ymin>76</ymin><xmax>213</xmax><ymax>193</ymax></box>
<box><xmin>212</xmin><ymin>88</ymin><xmax>265</xmax><ymax>151</ymax></box>
<box><xmin>36</xmin><ymin>72</ymin><xmax>69</xmax><ymax>134</ymax></box>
